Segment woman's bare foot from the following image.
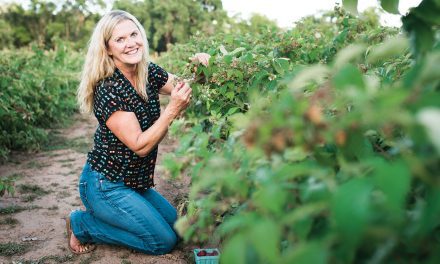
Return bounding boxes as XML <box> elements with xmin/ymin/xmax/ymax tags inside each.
<box><xmin>70</xmin><ymin>230</ymin><xmax>91</xmax><ymax>253</ymax></box>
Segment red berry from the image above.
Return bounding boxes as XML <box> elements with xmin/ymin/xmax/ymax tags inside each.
<box><xmin>197</xmin><ymin>250</ymin><xmax>207</xmax><ymax>256</ymax></box>
<box><xmin>210</xmin><ymin>250</ymin><xmax>219</xmax><ymax>256</ymax></box>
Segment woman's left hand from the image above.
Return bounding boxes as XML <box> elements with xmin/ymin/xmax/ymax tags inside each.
<box><xmin>190</xmin><ymin>53</ymin><xmax>211</xmax><ymax>67</ymax></box>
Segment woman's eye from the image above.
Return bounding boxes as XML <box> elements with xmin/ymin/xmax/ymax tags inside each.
<box><xmin>116</xmin><ymin>38</ymin><xmax>123</xmax><ymax>43</ymax></box>
<box><xmin>131</xmin><ymin>32</ymin><xmax>138</xmax><ymax>37</ymax></box>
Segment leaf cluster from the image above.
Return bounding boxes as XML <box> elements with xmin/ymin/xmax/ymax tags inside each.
<box><xmin>160</xmin><ymin>5</ymin><xmax>440</xmax><ymax>263</ymax></box>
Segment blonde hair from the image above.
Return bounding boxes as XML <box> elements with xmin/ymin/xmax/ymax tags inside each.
<box><xmin>77</xmin><ymin>10</ymin><xmax>150</xmax><ymax>114</ymax></box>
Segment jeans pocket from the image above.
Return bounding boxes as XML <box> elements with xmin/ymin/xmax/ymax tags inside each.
<box><xmin>79</xmin><ymin>181</ymin><xmax>93</xmax><ymax>213</ymax></box>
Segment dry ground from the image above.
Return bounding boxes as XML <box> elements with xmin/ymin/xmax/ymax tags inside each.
<box><xmin>0</xmin><ymin>114</ymin><xmax>193</xmax><ymax>264</ymax></box>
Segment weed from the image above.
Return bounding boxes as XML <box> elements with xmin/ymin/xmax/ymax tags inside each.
<box><xmin>44</xmin><ymin>134</ymin><xmax>92</xmax><ymax>154</ymax></box>
<box><xmin>18</xmin><ymin>184</ymin><xmax>51</xmax><ymax>196</ymax></box>
<box><xmin>0</xmin><ymin>205</ymin><xmax>26</xmax><ymax>215</ymax></box>
<box><xmin>78</xmin><ymin>252</ymin><xmax>101</xmax><ymax>264</ymax></box>
<box><xmin>47</xmin><ymin>205</ymin><xmax>59</xmax><ymax>210</ymax></box>
<box><xmin>21</xmin><ymin>194</ymin><xmax>38</xmax><ymax>202</ymax></box>
<box><xmin>0</xmin><ymin>242</ymin><xmax>29</xmax><ymax>256</ymax></box>
<box><xmin>25</xmin><ymin>160</ymin><xmax>48</xmax><ymax>169</ymax></box>
<box><xmin>0</xmin><ymin>217</ymin><xmax>19</xmax><ymax>226</ymax></box>
<box><xmin>0</xmin><ymin>205</ymin><xmax>41</xmax><ymax>215</ymax></box>
<box><xmin>61</xmin><ymin>163</ymin><xmax>74</xmax><ymax>169</ymax></box>
<box><xmin>59</xmin><ymin>158</ymin><xmax>76</xmax><ymax>163</ymax></box>
<box><xmin>17</xmin><ymin>254</ymin><xmax>75</xmax><ymax>264</ymax></box>
<box><xmin>18</xmin><ymin>184</ymin><xmax>50</xmax><ymax>202</ymax></box>
<box><xmin>57</xmin><ymin>190</ymin><xmax>71</xmax><ymax>199</ymax></box>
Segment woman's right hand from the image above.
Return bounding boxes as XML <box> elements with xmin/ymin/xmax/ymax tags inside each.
<box><xmin>165</xmin><ymin>82</ymin><xmax>192</xmax><ymax>118</ymax></box>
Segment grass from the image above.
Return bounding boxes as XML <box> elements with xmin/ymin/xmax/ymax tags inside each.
<box><xmin>20</xmin><ymin>194</ymin><xmax>38</xmax><ymax>202</ymax></box>
<box><xmin>17</xmin><ymin>254</ymin><xmax>75</xmax><ymax>264</ymax></box>
<box><xmin>0</xmin><ymin>217</ymin><xmax>19</xmax><ymax>226</ymax></box>
<box><xmin>43</xmin><ymin>133</ymin><xmax>92</xmax><ymax>154</ymax></box>
<box><xmin>0</xmin><ymin>205</ymin><xmax>41</xmax><ymax>215</ymax></box>
<box><xmin>18</xmin><ymin>184</ymin><xmax>51</xmax><ymax>196</ymax></box>
<box><xmin>0</xmin><ymin>242</ymin><xmax>29</xmax><ymax>256</ymax></box>
<box><xmin>57</xmin><ymin>190</ymin><xmax>71</xmax><ymax>199</ymax></box>
<box><xmin>61</xmin><ymin>163</ymin><xmax>74</xmax><ymax>169</ymax></box>
<box><xmin>18</xmin><ymin>184</ymin><xmax>51</xmax><ymax>202</ymax></box>
<box><xmin>0</xmin><ymin>205</ymin><xmax>26</xmax><ymax>215</ymax></box>
<box><xmin>58</xmin><ymin>158</ymin><xmax>77</xmax><ymax>163</ymax></box>
<box><xmin>78</xmin><ymin>252</ymin><xmax>101</xmax><ymax>264</ymax></box>
<box><xmin>47</xmin><ymin>205</ymin><xmax>59</xmax><ymax>210</ymax></box>
<box><xmin>25</xmin><ymin>160</ymin><xmax>48</xmax><ymax>169</ymax></box>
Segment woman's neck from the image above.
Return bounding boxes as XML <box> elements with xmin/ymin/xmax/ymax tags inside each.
<box><xmin>116</xmin><ymin>63</ymin><xmax>137</xmax><ymax>87</ymax></box>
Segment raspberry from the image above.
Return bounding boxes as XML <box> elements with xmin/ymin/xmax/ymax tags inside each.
<box><xmin>197</xmin><ymin>250</ymin><xmax>207</xmax><ymax>256</ymax></box>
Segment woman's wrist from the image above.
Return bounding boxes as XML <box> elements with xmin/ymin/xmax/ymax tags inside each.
<box><xmin>163</xmin><ymin>106</ymin><xmax>178</xmax><ymax>122</ymax></box>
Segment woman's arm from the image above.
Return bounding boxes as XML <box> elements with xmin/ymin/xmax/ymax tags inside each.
<box><xmin>106</xmin><ymin>82</ymin><xmax>192</xmax><ymax>157</ymax></box>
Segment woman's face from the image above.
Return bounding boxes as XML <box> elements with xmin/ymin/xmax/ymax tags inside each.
<box><xmin>107</xmin><ymin>19</ymin><xmax>144</xmax><ymax>69</ymax></box>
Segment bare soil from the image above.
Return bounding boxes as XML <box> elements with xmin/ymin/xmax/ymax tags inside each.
<box><xmin>0</xmin><ymin>114</ymin><xmax>193</xmax><ymax>264</ymax></box>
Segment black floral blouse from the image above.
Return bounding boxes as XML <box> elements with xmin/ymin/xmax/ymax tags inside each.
<box><xmin>87</xmin><ymin>62</ymin><xmax>168</xmax><ymax>190</ymax></box>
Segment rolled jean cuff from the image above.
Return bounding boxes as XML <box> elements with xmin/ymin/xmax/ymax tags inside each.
<box><xmin>70</xmin><ymin>210</ymin><xmax>92</xmax><ymax>244</ymax></box>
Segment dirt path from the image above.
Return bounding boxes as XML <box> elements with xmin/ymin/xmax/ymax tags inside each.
<box><xmin>0</xmin><ymin>114</ymin><xmax>192</xmax><ymax>264</ymax></box>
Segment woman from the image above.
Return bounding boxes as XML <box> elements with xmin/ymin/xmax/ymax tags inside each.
<box><xmin>67</xmin><ymin>10</ymin><xmax>210</xmax><ymax>255</ymax></box>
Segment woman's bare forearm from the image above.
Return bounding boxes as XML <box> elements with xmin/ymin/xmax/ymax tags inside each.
<box><xmin>133</xmin><ymin>107</ymin><xmax>177</xmax><ymax>157</ymax></box>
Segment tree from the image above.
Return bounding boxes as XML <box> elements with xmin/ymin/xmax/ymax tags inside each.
<box><xmin>113</xmin><ymin>0</ymin><xmax>228</xmax><ymax>52</ymax></box>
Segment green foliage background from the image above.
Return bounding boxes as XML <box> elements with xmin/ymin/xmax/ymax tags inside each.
<box><xmin>158</xmin><ymin>2</ymin><xmax>440</xmax><ymax>263</ymax></box>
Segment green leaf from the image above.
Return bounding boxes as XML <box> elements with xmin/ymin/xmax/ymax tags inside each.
<box><xmin>342</xmin><ymin>0</ymin><xmax>358</xmax><ymax>14</ymax></box>
<box><xmin>332</xmin><ymin>64</ymin><xmax>365</xmax><ymax>90</ymax></box>
<box><xmin>222</xmin><ymin>235</ymin><xmax>247</xmax><ymax>264</ymax></box>
<box><xmin>371</xmin><ymin>158</ymin><xmax>411</xmax><ymax>219</ymax></box>
<box><xmin>380</xmin><ymin>0</ymin><xmax>400</xmax><ymax>14</ymax></box>
<box><xmin>332</xmin><ymin>178</ymin><xmax>372</xmax><ymax>243</ymax></box>
<box><xmin>226</xmin><ymin>107</ymin><xmax>239</xmax><ymax>116</ymax></box>
<box><xmin>402</xmin><ymin>13</ymin><xmax>435</xmax><ymax>57</ymax></box>
<box><xmin>225</xmin><ymin>91</ymin><xmax>234</xmax><ymax>100</ymax></box>
<box><xmin>223</xmin><ymin>55</ymin><xmax>233</xmax><ymax>65</ymax></box>
<box><xmin>241</xmin><ymin>53</ymin><xmax>254</xmax><ymax>63</ymax></box>
<box><xmin>253</xmin><ymin>182</ymin><xmax>288</xmax><ymax>215</ymax></box>
<box><xmin>283</xmin><ymin>242</ymin><xmax>327</xmax><ymax>264</ymax></box>
<box><xmin>272</xmin><ymin>58</ymin><xmax>290</xmax><ymax>74</ymax></box>
<box><xmin>250</xmin><ymin>219</ymin><xmax>281</xmax><ymax>263</ymax></box>
<box><xmin>230</xmin><ymin>47</ymin><xmax>246</xmax><ymax>56</ymax></box>
<box><xmin>411</xmin><ymin>0</ymin><xmax>440</xmax><ymax>25</ymax></box>
<box><xmin>420</xmin><ymin>187</ymin><xmax>440</xmax><ymax>235</ymax></box>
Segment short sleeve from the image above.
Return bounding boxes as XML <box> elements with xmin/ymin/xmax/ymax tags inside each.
<box><xmin>93</xmin><ymin>81</ymin><xmax>130</xmax><ymax>124</ymax></box>
<box><xmin>148</xmin><ymin>62</ymin><xmax>169</xmax><ymax>90</ymax></box>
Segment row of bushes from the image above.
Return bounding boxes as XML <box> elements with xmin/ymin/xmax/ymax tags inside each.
<box><xmin>0</xmin><ymin>43</ymin><xmax>82</xmax><ymax>160</ymax></box>
<box><xmin>159</xmin><ymin>6</ymin><xmax>440</xmax><ymax>263</ymax></box>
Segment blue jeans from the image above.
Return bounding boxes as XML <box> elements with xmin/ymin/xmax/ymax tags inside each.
<box><xmin>70</xmin><ymin>163</ymin><xmax>178</xmax><ymax>255</ymax></box>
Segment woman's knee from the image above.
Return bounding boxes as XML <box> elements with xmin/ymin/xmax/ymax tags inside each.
<box><xmin>147</xmin><ymin>230</ymin><xmax>177</xmax><ymax>255</ymax></box>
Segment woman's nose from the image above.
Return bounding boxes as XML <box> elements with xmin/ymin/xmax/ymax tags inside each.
<box><xmin>126</xmin><ymin>37</ymin><xmax>136</xmax><ymax>47</ymax></box>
